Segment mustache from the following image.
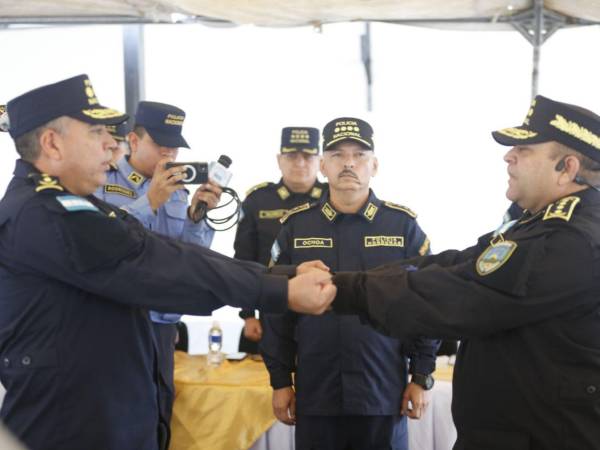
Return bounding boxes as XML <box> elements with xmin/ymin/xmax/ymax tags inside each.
<box><xmin>338</xmin><ymin>170</ymin><xmax>358</xmax><ymax>179</ymax></box>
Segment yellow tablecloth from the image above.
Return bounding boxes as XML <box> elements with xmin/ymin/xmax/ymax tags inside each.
<box><xmin>171</xmin><ymin>352</ymin><xmax>454</xmax><ymax>450</ymax></box>
<box><xmin>170</xmin><ymin>352</ymin><xmax>276</xmax><ymax>450</ymax></box>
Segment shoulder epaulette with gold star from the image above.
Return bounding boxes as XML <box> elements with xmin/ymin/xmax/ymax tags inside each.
<box><xmin>383</xmin><ymin>201</ymin><xmax>417</xmax><ymax>218</ymax></box>
<box><xmin>280</xmin><ymin>202</ymin><xmax>314</xmax><ymax>224</ymax></box>
<box><xmin>542</xmin><ymin>196</ymin><xmax>580</xmax><ymax>222</ymax></box>
<box><xmin>245</xmin><ymin>182</ymin><xmax>271</xmax><ymax>197</ymax></box>
<box><xmin>30</xmin><ymin>173</ymin><xmax>64</xmax><ymax>193</ymax></box>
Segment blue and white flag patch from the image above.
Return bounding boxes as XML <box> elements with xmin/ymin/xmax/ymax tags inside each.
<box><xmin>56</xmin><ymin>195</ymin><xmax>100</xmax><ymax>213</ymax></box>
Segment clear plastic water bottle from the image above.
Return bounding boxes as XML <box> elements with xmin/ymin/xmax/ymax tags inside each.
<box><xmin>207</xmin><ymin>321</ymin><xmax>223</xmax><ymax>366</ymax></box>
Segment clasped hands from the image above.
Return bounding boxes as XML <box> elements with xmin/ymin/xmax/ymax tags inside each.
<box><xmin>287</xmin><ymin>260</ymin><xmax>337</xmax><ymax>315</ymax></box>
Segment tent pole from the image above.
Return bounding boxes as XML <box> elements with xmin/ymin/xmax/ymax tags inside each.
<box><xmin>531</xmin><ymin>0</ymin><xmax>544</xmax><ymax>99</ymax></box>
<box><xmin>122</xmin><ymin>25</ymin><xmax>146</xmax><ymax>121</ymax></box>
<box><xmin>361</xmin><ymin>22</ymin><xmax>372</xmax><ymax>111</ymax></box>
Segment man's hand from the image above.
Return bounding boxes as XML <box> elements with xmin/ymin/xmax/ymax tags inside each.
<box><xmin>272</xmin><ymin>387</ymin><xmax>296</xmax><ymax>425</ymax></box>
<box><xmin>297</xmin><ymin>260</ymin><xmax>330</xmax><ymax>275</ymax></box>
<box><xmin>288</xmin><ymin>270</ymin><xmax>336</xmax><ymax>314</ymax></box>
<box><xmin>188</xmin><ymin>180</ymin><xmax>223</xmax><ymax>222</ymax></box>
<box><xmin>147</xmin><ymin>158</ymin><xmax>186</xmax><ymax>212</ymax></box>
<box><xmin>243</xmin><ymin>317</ymin><xmax>263</xmax><ymax>342</ymax></box>
<box><xmin>401</xmin><ymin>382</ymin><xmax>430</xmax><ymax>419</ymax></box>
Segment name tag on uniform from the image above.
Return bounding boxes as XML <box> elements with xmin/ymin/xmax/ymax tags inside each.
<box><xmin>259</xmin><ymin>209</ymin><xmax>288</xmax><ymax>219</ymax></box>
<box><xmin>104</xmin><ymin>184</ymin><xmax>136</xmax><ymax>199</ymax></box>
<box><xmin>364</xmin><ymin>236</ymin><xmax>404</xmax><ymax>247</ymax></box>
<box><xmin>56</xmin><ymin>195</ymin><xmax>100</xmax><ymax>213</ymax></box>
<box><xmin>294</xmin><ymin>237</ymin><xmax>333</xmax><ymax>249</ymax></box>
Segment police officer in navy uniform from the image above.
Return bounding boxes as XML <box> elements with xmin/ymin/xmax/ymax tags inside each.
<box><xmin>234</xmin><ymin>126</ymin><xmax>326</xmax><ymax>353</ymax></box>
<box><xmin>325</xmin><ymin>97</ymin><xmax>600</xmax><ymax>450</ymax></box>
<box><xmin>261</xmin><ymin>118</ymin><xmax>439</xmax><ymax>450</ymax></box>
<box><xmin>95</xmin><ymin>101</ymin><xmax>222</xmax><ymax>424</ymax></box>
<box><xmin>0</xmin><ymin>74</ymin><xmax>336</xmax><ymax>450</ymax></box>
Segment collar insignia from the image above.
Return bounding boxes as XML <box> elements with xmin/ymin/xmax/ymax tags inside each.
<box><xmin>310</xmin><ymin>186</ymin><xmax>323</xmax><ymax>199</ymax></box>
<box><xmin>363</xmin><ymin>202</ymin><xmax>378</xmax><ymax>221</ymax></box>
<box><xmin>277</xmin><ymin>185</ymin><xmax>290</xmax><ymax>200</ymax></box>
<box><xmin>34</xmin><ymin>173</ymin><xmax>64</xmax><ymax>193</ymax></box>
<box><xmin>321</xmin><ymin>202</ymin><xmax>337</xmax><ymax>222</ymax></box>
<box><xmin>127</xmin><ymin>171</ymin><xmax>145</xmax><ymax>186</ymax></box>
<box><xmin>543</xmin><ymin>196</ymin><xmax>581</xmax><ymax>222</ymax></box>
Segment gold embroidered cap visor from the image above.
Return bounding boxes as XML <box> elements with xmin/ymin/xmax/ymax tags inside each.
<box><xmin>492</xmin><ymin>95</ymin><xmax>600</xmax><ymax>163</ymax></box>
<box><xmin>6</xmin><ymin>74</ymin><xmax>127</xmax><ymax>139</ymax></box>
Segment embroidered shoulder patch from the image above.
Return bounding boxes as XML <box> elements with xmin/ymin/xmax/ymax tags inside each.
<box><xmin>476</xmin><ymin>240</ymin><xmax>518</xmax><ymax>276</ymax></box>
<box><xmin>543</xmin><ymin>196</ymin><xmax>580</xmax><ymax>222</ymax></box>
<box><xmin>383</xmin><ymin>201</ymin><xmax>417</xmax><ymax>218</ymax></box>
<box><xmin>280</xmin><ymin>202</ymin><xmax>311</xmax><ymax>224</ymax></box>
<box><xmin>56</xmin><ymin>195</ymin><xmax>100</xmax><ymax>213</ymax></box>
<box><xmin>104</xmin><ymin>184</ymin><xmax>136</xmax><ymax>199</ymax></box>
<box><xmin>246</xmin><ymin>182</ymin><xmax>270</xmax><ymax>197</ymax></box>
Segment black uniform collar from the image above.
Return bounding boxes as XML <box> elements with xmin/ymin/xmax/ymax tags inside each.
<box><xmin>319</xmin><ymin>189</ymin><xmax>381</xmax><ymax>223</ymax></box>
<box><xmin>276</xmin><ymin>178</ymin><xmax>323</xmax><ymax>201</ymax></box>
<box><xmin>517</xmin><ymin>187</ymin><xmax>600</xmax><ymax>225</ymax></box>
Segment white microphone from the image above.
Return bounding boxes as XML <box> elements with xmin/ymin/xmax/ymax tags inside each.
<box><xmin>192</xmin><ymin>155</ymin><xmax>233</xmax><ymax>222</ymax></box>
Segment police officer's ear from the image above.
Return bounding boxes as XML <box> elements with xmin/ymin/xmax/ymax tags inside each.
<box><xmin>555</xmin><ymin>154</ymin><xmax>581</xmax><ymax>186</ymax></box>
<box><xmin>38</xmin><ymin>125</ymin><xmax>66</xmax><ymax>162</ymax></box>
<box><xmin>276</xmin><ymin>153</ymin><xmax>283</xmax><ymax>170</ymax></box>
<box><xmin>370</xmin><ymin>154</ymin><xmax>379</xmax><ymax>178</ymax></box>
<box><xmin>127</xmin><ymin>131</ymin><xmax>139</xmax><ymax>154</ymax></box>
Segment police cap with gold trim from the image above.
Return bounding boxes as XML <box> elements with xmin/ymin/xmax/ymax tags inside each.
<box><xmin>280</xmin><ymin>127</ymin><xmax>320</xmax><ymax>155</ymax></box>
<box><xmin>493</xmin><ymin>95</ymin><xmax>600</xmax><ymax>162</ymax></box>
<box><xmin>134</xmin><ymin>101</ymin><xmax>189</xmax><ymax>149</ymax></box>
<box><xmin>6</xmin><ymin>74</ymin><xmax>128</xmax><ymax>139</ymax></box>
<box><xmin>323</xmin><ymin>117</ymin><xmax>374</xmax><ymax>151</ymax></box>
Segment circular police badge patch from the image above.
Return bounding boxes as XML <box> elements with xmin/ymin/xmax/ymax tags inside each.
<box><xmin>475</xmin><ymin>240</ymin><xmax>518</xmax><ymax>276</ymax></box>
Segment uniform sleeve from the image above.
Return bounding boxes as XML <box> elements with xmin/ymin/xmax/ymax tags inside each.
<box><xmin>403</xmin><ymin>219</ymin><xmax>439</xmax><ymax>375</ymax></box>
<box><xmin>120</xmin><ymin>193</ymin><xmax>156</xmax><ymax>228</ymax></box>
<box><xmin>333</xmin><ymin>228</ymin><xmax>600</xmax><ymax>340</ymax></box>
<box><xmin>233</xmin><ymin>198</ymin><xmax>259</xmax><ymax>261</ymax></box>
<box><xmin>260</xmin><ymin>225</ymin><xmax>297</xmax><ymax>388</ymax></box>
<box><xmin>181</xmin><ymin>218</ymin><xmax>215</xmax><ymax>247</ymax></box>
<box><xmin>10</xmin><ymin>201</ymin><xmax>288</xmax><ymax>316</ymax></box>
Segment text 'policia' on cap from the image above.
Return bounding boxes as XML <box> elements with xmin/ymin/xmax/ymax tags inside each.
<box><xmin>280</xmin><ymin>127</ymin><xmax>320</xmax><ymax>154</ymax></box>
<box><xmin>6</xmin><ymin>74</ymin><xmax>128</xmax><ymax>139</ymax></box>
<box><xmin>134</xmin><ymin>101</ymin><xmax>189</xmax><ymax>149</ymax></box>
<box><xmin>322</xmin><ymin>117</ymin><xmax>374</xmax><ymax>151</ymax></box>
<box><xmin>492</xmin><ymin>95</ymin><xmax>600</xmax><ymax>162</ymax></box>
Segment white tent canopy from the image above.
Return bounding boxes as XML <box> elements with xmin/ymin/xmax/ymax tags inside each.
<box><xmin>0</xmin><ymin>0</ymin><xmax>599</xmax><ymax>27</ymax></box>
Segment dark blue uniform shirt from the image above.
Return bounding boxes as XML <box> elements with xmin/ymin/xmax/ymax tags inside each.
<box><xmin>0</xmin><ymin>160</ymin><xmax>288</xmax><ymax>450</ymax></box>
<box><xmin>261</xmin><ymin>191</ymin><xmax>439</xmax><ymax>416</ymax></box>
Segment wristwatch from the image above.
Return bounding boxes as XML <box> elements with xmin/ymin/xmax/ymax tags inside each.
<box><xmin>411</xmin><ymin>373</ymin><xmax>434</xmax><ymax>390</ymax></box>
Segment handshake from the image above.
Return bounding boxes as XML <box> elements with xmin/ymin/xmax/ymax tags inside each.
<box><xmin>287</xmin><ymin>260</ymin><xmax>337</xmax><ymax>315</ymax></box>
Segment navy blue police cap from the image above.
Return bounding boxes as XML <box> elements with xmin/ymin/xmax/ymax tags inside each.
<box><xmin>6</xmin><ymin>74</ymin><xmax>127</xmax><ymax>139</ymax></box>
<box><xmin>106</xmin><ymin>122</ymin><xmax>128</xmax><ymax>142</ymax></box>
<box><xmin>493</xmin><ymin>95</ymin><xmax>600</xmax><ymax>163</ymax></box>
<box><xmin>322</xmin><ymin>117</ymin><xmax>374</xmax><ymax>151</ymax></box>
<box><xmin>134</xmin><ymin>101</ymin><xmax>189</xmax><ymax>149</ymax></box>
<box><xmin>280</xmin><ymin>127</ymin><xmax>320</xmax><ymax>155</ymax></box>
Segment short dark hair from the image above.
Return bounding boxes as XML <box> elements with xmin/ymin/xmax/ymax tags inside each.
<box><xmin>132</xmin><ymin>125</ymin><xmax>147</xmax><ymax>139</ymax></box>
<box><xmin>552</xmin><ymin>142</ymin><xmax>600</xmax><ymax>187</ymax></box>
<box><xmin>14</xmin><ymin>117</ymin><xmax>67</xmax><ymax>163</ymax></box>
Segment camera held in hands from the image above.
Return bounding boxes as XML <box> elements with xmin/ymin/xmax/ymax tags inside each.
<box><xmin>165</xmin><ymin>162</ymin><xmax>209</xmax><ymax>184</ymax></box>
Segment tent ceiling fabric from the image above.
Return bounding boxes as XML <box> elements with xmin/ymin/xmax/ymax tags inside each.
<box><xmin>0</xmin><ymin>0</ymin><xmax>599</xmax><ymax>26</ymax></box>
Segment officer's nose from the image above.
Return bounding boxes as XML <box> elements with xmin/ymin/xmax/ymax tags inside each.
<box><xmin>504</xmin><ymin>147</ymin><xmax>517</xmax><ymax>164</ymax></box>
